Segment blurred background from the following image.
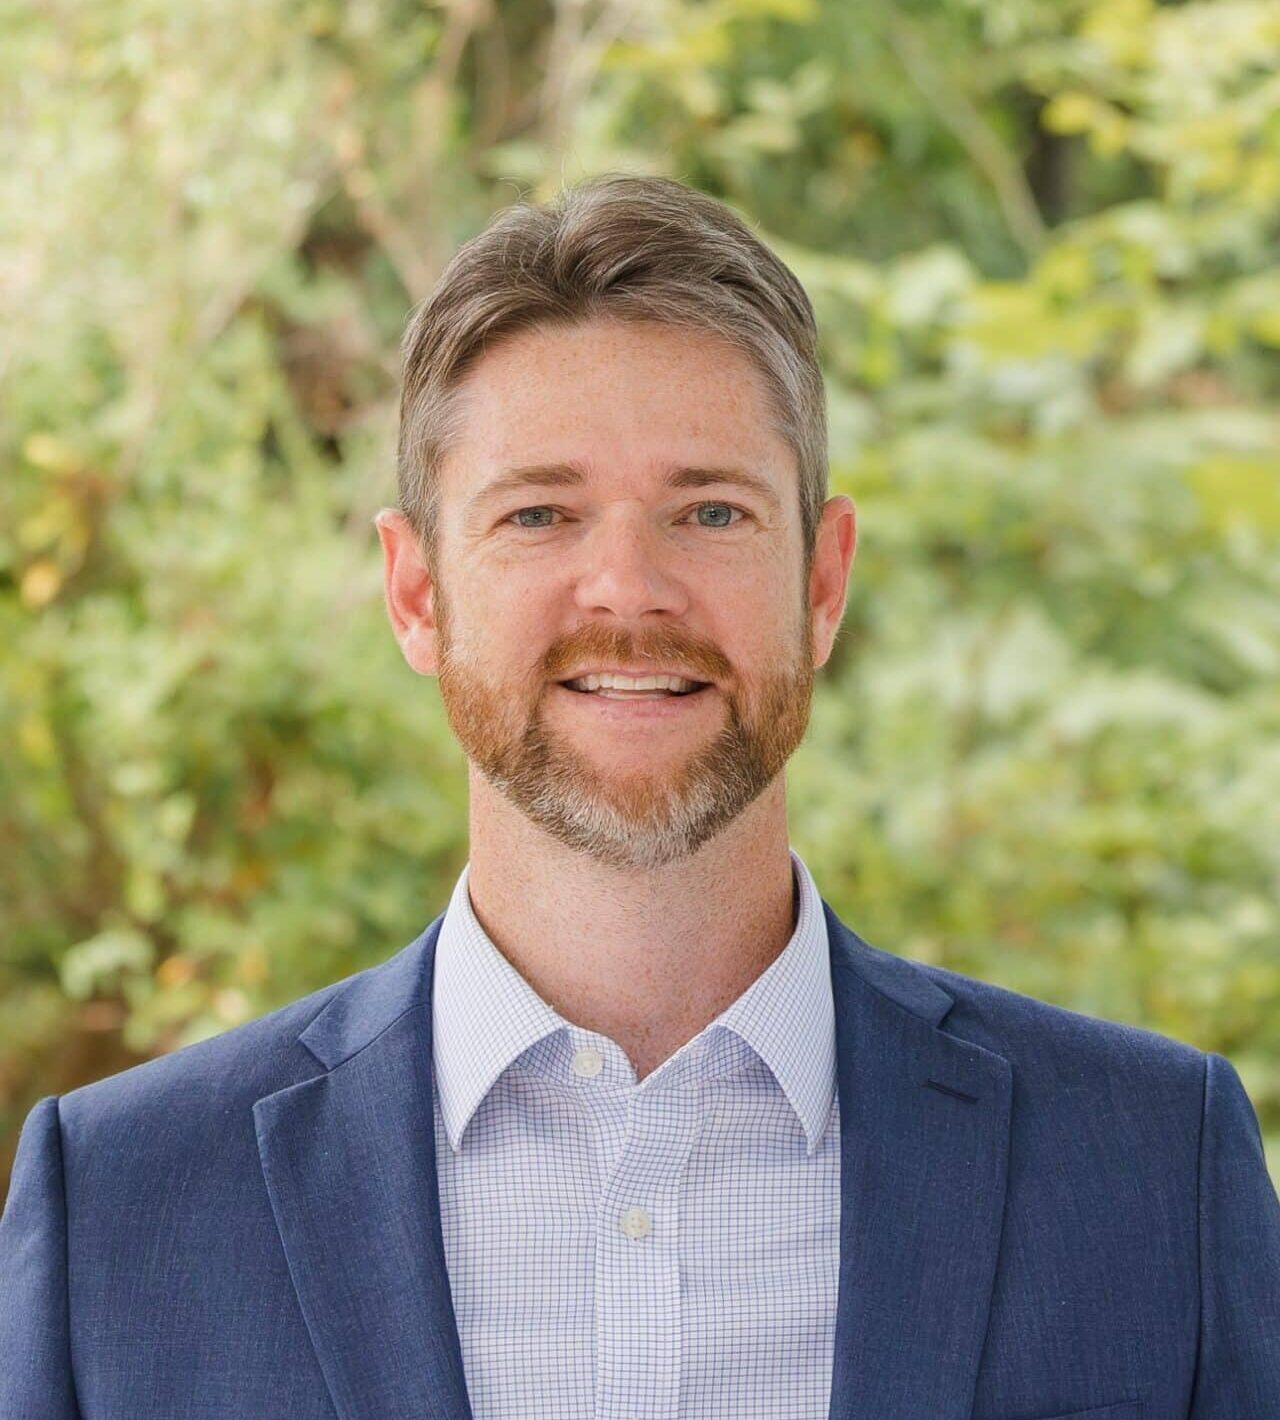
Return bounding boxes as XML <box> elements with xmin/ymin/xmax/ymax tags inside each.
<box><xmin>2</xmin><ymin>0</ymin><xmax>1278</xmax><ymax>1189</ymax></box>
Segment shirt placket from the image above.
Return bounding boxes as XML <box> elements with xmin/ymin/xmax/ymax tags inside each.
<box><xmin>592</xmin><ymin>1061</ymin><xmax>703</xmax><ymax>1420</ymax></box>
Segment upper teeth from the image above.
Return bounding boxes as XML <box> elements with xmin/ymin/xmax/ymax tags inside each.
<box><xmin>567</xmin><ymin>673</ymin><xmax>700</xmax><ymax>693</ymax></box>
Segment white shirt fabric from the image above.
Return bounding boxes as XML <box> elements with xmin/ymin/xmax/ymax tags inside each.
<box><xmin>430</xmin><ymin>846</ymin><xmax>840</xmax><ymax>1420</ymax></box>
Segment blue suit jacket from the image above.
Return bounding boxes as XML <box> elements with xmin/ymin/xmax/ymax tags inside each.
<box><xmin>3</xmin><ymin>902</ymin><xmax>1278</xmax><ymax>1420</ymax></box>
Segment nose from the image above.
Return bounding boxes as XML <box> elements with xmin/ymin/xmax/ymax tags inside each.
<box><xmin>569</xmin><ymin>505</ymin><xmax>690</xmax><ymax>621</ymax></box>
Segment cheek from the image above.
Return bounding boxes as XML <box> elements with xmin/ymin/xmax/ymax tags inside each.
<box><xmin>712</xmin><ymin>563</ymin><xmax>791</xmax><ymax>618</ymax></box>
<box><xmin>469</xmin><ymin>582</ymin><xmax>561</xmax><ymax>670</ymax></box>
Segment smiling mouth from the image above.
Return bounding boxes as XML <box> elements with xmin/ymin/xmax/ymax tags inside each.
<box><xmin>557</xmin><ymin>681</ymin><xmax>711</xmax><ymax>698</ymax></box>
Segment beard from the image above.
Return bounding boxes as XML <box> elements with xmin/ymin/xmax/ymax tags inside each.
<box><xmin>431</xmin><ymin>571</ymin><xmax>816</xmax><ymax>873</ymax></box>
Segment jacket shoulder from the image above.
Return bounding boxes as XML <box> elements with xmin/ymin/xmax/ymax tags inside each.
<box><xmin>914</xmin><ymin>956</ymin><xmax>1207</xmax><ymax>1095</ymax></box>
<box><xmin>57</xmin><ymin>965</ymin><xmax>371</xmax><ymax>1131</ymax></box>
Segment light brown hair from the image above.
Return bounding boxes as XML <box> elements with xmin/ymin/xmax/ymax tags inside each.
<box><xmin>395</xmin><ymin>172</ymin><xmax>828</xmax><ymax>579</ymax></box>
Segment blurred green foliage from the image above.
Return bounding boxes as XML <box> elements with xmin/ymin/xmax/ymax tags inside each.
<box><xmin>2</xmin><ymin>0</ymin><xmax>1278</xmax><ymax>1185</ymax></box>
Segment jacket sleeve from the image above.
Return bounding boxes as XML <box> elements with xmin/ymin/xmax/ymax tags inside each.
<box><xmin>0</xmin><ymin>1095</ymin><xmax>82</xmax><ymax>1419</ymax></box>
<box><xmin>1188</xmin><ymin>1050</ymin><xmax>1280</xmax><ymax>1417</ymax></box>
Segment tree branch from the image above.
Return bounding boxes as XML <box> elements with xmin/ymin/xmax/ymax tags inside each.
<box><xmin>881</xmin><ymin>11</ymin><xmax>1047</xmax><ymax>261</ymax></box>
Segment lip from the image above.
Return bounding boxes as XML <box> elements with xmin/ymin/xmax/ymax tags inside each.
<box><xmin>557</xmin><ymin>669</ymin><xmax>711</xmax><ymax>687</ymax></box>
<box><xmin>553</xmin><ymin>682</ymin><xmax>717</xmax><ymax>719</ymax></box>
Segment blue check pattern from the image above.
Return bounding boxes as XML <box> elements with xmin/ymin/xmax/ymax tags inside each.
<box><xmin>431</xmin><ymin>847</ymin><xmax>840</xmax><ymax>1420</ymax></box>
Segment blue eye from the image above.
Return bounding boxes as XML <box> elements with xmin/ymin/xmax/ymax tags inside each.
<box><xmin>512</xmin><ymin>506</ymin><xmax>558</xmax><ymax>529</ymax></box>
<box><xmin>693</xmin><ymin>502</ymin><xmax>743</xmax><ymax>528</ymax></box>
<box><xmin>506</xmin><ymin>502</ymin><xmax>747</xmax><ymax>530</ymax></box>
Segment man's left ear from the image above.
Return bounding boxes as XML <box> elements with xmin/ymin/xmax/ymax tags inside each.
<box><xmin>809</xmin><ymin>495</ymin><xmax>857</xmax><ymax>669</ymax></box>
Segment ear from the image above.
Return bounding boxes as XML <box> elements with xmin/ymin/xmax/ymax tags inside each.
<box><xmin>373</xmin><ymin>509</ymin><xmax>439</xmax><ymax>676</ymax></box>
<box><xmin>809</xmin><ymin>495</ymin><xmax>857</xmax><ymax>669</ymax></box>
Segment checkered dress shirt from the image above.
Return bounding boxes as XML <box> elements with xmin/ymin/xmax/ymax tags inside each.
<box><xmin>431</xmin><ymin>847</ymin><xmax>840</xmax><ymax>1419</ymax></box>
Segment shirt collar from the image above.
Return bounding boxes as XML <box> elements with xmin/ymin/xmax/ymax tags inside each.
<box><xmin>432</xmin><ymin>847</ymin><xmax>836</xmax><ymax>1158</ymax></box>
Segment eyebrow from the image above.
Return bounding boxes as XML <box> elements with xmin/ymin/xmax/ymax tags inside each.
<box><xmin>465</xmin><ymin>460</ymin><xmax>784</xmax><ymax>525</ymax></box>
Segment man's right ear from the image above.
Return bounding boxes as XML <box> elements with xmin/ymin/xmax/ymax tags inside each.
<box><xmin>373</xmin><ymin>508</ymin><xmax>439</xmax><ymax>676</ymax></box>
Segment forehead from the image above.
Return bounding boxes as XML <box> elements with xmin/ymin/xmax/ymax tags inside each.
<box><xmin>441</xmin><ymin>317</ymin><xmax>793</xmax><ymax>484</ymax></box>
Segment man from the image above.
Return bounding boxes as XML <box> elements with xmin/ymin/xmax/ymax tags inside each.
<box><xmin>2</xmin><ymin>174</ymin><xmax>1277</xmax><ymax>1420</ymax></box>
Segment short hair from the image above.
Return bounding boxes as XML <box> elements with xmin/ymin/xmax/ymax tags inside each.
<box><xmin>395</xmin><ymin>172</ymin><xmax>828</xmax><ymax>577</ymax></box>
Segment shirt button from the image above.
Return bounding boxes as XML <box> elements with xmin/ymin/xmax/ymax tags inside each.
<box><xmin>571</xmin><ymin>1047</ymin><xmax>603</xmax><ymax>1078</ymax></box>
<box><xmin>620</xmin><ymin>1206</ymin><xmax>651</xmax><ymax>1239</ymax></box>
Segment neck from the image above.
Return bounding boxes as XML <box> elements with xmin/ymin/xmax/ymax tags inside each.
<box><xmin>463</xmin><ymin>770</ymin><xmax>798</xmax><ymax>1081</ymax></box>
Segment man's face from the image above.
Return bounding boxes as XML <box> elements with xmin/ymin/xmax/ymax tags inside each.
<box><xmin>382</xmin><ymin>316</ymin><xmax>851</xmax><ymax>872</ymax></box>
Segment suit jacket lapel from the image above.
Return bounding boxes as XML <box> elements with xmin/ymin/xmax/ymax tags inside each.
<box><xmin>824</xmin><ymin>904</ymin><xmax>1012</xmax><ymax>1420</ymax></box>
<box><xmin>254</xmin><ymin>914</ymin><xmax>472</xmax><ymax>1420</ymax></box>
<box><xmin>254</xmin><ymin>901</ymin><xmax>1011</xmax><ymax>1420</ymax></box>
